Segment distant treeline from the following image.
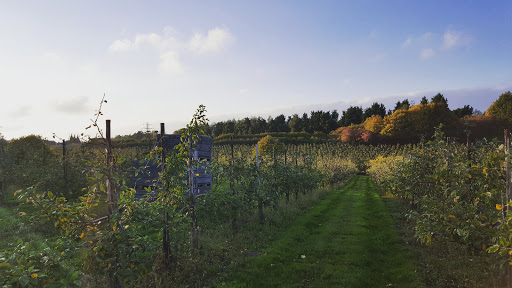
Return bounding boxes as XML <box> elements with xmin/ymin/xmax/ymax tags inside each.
<box><xmin>204</xmin><ymin>111</ymin><xmax>339</xmax><ymax>137</ymax></box>
<box><xmin>202</xmin><ymin>93</ymin><xmax>476</xmax><ymax>138</ymax></box>
<box><xmin>72</xmin><ymin>91</ymin><xmax>510</xmax><ymax>147</ymax></box>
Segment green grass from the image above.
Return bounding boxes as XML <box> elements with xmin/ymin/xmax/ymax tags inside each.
<box><xmin>0</xmin><ymin>188</ymin><xmax>53</xmax><ymax>251</ymax></box>
<box><xmin>218</xmin><ymin>176</ymin><xmax>424</xmax><ymax>288</ymax></box>
<box><xmin>0</xmin><ymin>206</ymin><xmax>47</xmax><ymax>251</ymax></box>
<box><xmin>185</xmin><ymin>185</ymin><xmax>339</xmax><ymax>287</ymax></box>
<box><xmin>0</xmin><ymin>206</ymin><xmax>22</xmax><ymax>250</ymax></box>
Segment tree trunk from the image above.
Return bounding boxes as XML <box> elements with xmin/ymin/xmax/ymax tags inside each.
<box><xmin>258</xmin><ymin>197</ymin><xmax>264</xmax><ymax>223</ymax></box>
<box><xmin>189</xmin><ymin>136</ymin><xmax>199</xmax><ymax>251</ymax></box>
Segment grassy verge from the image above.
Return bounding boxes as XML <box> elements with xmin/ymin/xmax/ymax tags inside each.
<box><xmin>217</xmin><ymin>175</ymin><xmax>423</xmax><ymax>288</ymax></box>
<box><xmin>0</xmin><ymin>192</ymin><xmax>50</xmax><ymax>251</ymax></box>
<box><xmin>181</xmin><ymin>184</ymin><xmax>340</xmax><ymax>287</ymax></box>
<box><xmin>384</xmin><ymin>196</ymin><xmax>506</xmax><ymax>288</ymax></box>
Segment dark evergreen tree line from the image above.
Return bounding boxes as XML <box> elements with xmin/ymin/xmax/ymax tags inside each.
<box><xmin>205</xmin><ymin>94</ymin><xmax>477</xmax><ymax>137</ymax></box>
<box><xmin>205</xmin><ymin>110</ymin><xmax>343</xmax><ymax>137</ymax></box>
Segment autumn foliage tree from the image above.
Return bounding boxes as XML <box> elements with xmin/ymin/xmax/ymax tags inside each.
<box><xmin>485</xmin><ymin>91</ymin><xmax>512</xmax><ymax>125</ymax></box>
<box><xmin>363</xmin><ymin>115</ymin><xmax>385</xmax><ymax>133</ymax></box>
<box><xmin>256</xmin><ymin>135</ymin><xmax>285</xmax><ymax>159</ymax></box>
<box><xmin>337</xmin><ymin>127</ymin><xmax>375</xmax><ymax>143</ymax></box>
<box><xmin>380</xmin><ymin>102</ymin><xmax>461</xmax><ymax>142</ymax></box>
<box><xmin>380</xmin><ymin>109</ymin><xmax>414</xmax><ymax>141</ymax></box>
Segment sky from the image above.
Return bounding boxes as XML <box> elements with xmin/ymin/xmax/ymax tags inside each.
<box><xmin>0</xmin><ymin>0</ymin><xmax>511</xmax><ymax>140</ymax></box>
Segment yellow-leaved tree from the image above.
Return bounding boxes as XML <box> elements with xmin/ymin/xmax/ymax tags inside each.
<box><xmin>485</xmin><ymin>91</ymin><xmax>512</xmax><ymax>125</ymax></box>
<box><xmin>380</xmin><ymin>102</ymin><xmax>461</xmax><ymax>142</ymax></box>
<box><xmin>363</xmin><ymin>115</ymin><xmax>385</xmax><ymax>133</ymax></box>
<box><xmin>255</xmin><ymin>135</ymin><xmax>284</xmax><ymax>160</ymax></box>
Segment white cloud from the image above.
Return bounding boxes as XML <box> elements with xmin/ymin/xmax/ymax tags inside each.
<box><xmin>189</xmin><ymin>27</ymin><xmax>234</xmax><ymax>54</ymax></box>
<box><xmin>421</xmin><ymin>48</ymin><xmax>435</xmax><ymax>60</ymax></box>
<box><xmin>8</xmin><ymin>105</ymin><xmax>32</xmax><ymax>118</ymax></box>
<box><xmin>420</xmin><ymin>32</ymin><xmax>435</xmax><ymax>41</ymax></box>
<box><xmin>53</xmin><ymin>96</ymin><xmax>90</xmax><ymax>114</ymax></box>
<box><xmin>109</xmin><ymin>26</ymin><xmax>233</xmax><ymax>77</ymax></box>
<box><xmin>442</xmin><ymin>29</ymin><xmax>473</xmax><ymax>50</ymax></box>
<box><xmin>401</xmin><ymin>37</ymin><xmax>413</xmax><ymax>49</ymax></box>
<box><xmin>159</xmin><ymin>51</ymin><xmax>183</xmax><ymax>76</ymax></box>
<box><xmin>108</xmin><ymin>30</ymin><xmax>179</xmax><ymax>53</ymax></box>
<box><xmin>108</xmin><ymin>39</ymin><xmax>135</xmax><ymax>52</ymax></box>
<box><xmin>401</xmin><ymin>29</ymin><xmax>472</xmax><ymax>59</ymax></box>
<box><xmin>400</xmin><ymin>33</ymin><xmax>437</xmax><ymax>59</ymax></box>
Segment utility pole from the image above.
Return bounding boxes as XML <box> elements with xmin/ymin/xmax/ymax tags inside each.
<box><xmin>143</xmin><ymin>122</ymin><xmax>152</xmax><ymax>134</ymax></box>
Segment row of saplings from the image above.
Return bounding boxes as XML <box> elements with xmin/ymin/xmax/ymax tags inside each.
<box><xmin>368</xmin><ymin>127</ymin><xmax>512</xmax><ymax>271</ymax></box>
<box><xmin>1</xmin><ymin>114</ymin><xmax>352</xmax><ymax>287</ymax></box>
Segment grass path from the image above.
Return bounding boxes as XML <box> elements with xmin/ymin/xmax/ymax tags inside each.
<box><xmin>219</xmin><ymin>176</ymin><xmax>424</xmax><ymax>288</ymax></box>
<box><xmin>0</xmin><ymin>203</ymin><xmax>47</xmax><ymax>251</ymax></box>
<box><xmin>0</xmin><ymin>206</ymin><xmax>20</xmax><ymax>250</ymax></box>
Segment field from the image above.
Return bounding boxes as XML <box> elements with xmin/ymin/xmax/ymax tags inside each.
<box><xmin>0</xmin><ymin>125</ymin><xmax>511</xmax><ymax>287</ymax></box>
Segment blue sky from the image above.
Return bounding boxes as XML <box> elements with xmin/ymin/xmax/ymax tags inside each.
<box><xmin>0</xmin><ymin>1</ymin><xmax>511</xmax><ymax>139</ymax></box>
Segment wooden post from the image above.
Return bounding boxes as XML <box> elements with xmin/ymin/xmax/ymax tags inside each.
<box><xmin>272</xmin><ymin>146</ymin><xmax>276</xmax><ymax>166</ymax></box>
<box><xmin>467</xmin><ymin>132</ymin><xmax>471</xmax><ymax>168</ymax></box>
<box><xmin>189</xmin><ymin>136</ymin><xmax>199</xmax><ymax>250</ymax></box>
<box><xmin>161</xmin><ymin>123</ymin><xmax>171</xmax><ymax>267</ymax></box>
<box><xmin>506</xmin><ymin>130</ymin><xmax>511</xmax><ymax>205</ymax></box>
<box><xmin>62</xmin><ymin>139</ymin><xmax>68</xmax><ymax>196</ymax></box>
<box><xmin>106</xmin><ymin>120</ymin><xmax>117</xmax><ymax>215</ymax></box>
<box><xmin>284</xmin><ymin>150</ymin><xmax>289</xmax><ymax>204</ymax></box>
<box><xmin>42</xmin><ymin>141</ymin><xmax>46</xmax><ymax>166</ymax></box>
<box><xmin>256</xmin><ymin>144</ymin><xmax>264</xmax><ymax>223</ymax></box>
<box><xmin>230</xmin><ymin>135</ymin><xmax>238</xmax><ymax>233</ymax></box>
<box><xmin>160</xmin><ymin>123</ymin><xmax>166</xmax><ymax>167</ymax></box>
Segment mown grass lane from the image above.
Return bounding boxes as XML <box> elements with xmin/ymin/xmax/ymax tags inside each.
<box><xmin>219</xmin><ymin>175</ymin><xmax>424</xmax><ymax>288</ymax></box>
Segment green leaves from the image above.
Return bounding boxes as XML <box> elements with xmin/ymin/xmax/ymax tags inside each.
<box><xmin>370</xmin><ymin>128</ymin><xmax>509</xmax><ymax>259</ymax></box>
<box><xmin>0</xmin><ymin>238</ymin><xmax>82</xmax><ymax>287</ymax></box>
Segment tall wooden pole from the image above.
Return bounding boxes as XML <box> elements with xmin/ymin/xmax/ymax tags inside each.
<box><xmin>230</xmin><ymin>135</ymin><xmax>238</xmax><ymax>232</ymax></box>
<box><xmin>189</xmin><ymin>136</ymin><xmax>198</xmax><ymax>250</ymax></box>
<box><xmin>256</xmin><ymin>144</ymin><xmax>264</xmax><ymax>223</ymax></box>
<box><xmin>160</xmin><ymin>123</ymin><xmax>171</xmax><ymax>267</ymax></box>
<box><xmin>506</xmin><ymin>130</ymin><xmax>511</xmax><ymax>204</ymax></box>
<box><xmin>467</xmin><ymin>132</ymin><xmax>471</xmax><ymax>168</ymax></box>
<box><xmin>62</xmin><ymin>139</ymin><xmax>68</xmax><ymax>196</ymax></box>
<box><xmin>106</xmin><ymin>120</ymin><xmax>117</xmax><ymax>216</ymax></box>
<box><xmin>505</xmin><ymin>129</ymin><xmax>512</xmax><ymax>288</ymax></box>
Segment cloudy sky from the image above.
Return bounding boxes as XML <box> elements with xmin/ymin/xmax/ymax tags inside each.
<box><xmin>0</xmin><ymin>1</ymin><xmax>511</xmax><ymax>140</ymax></box>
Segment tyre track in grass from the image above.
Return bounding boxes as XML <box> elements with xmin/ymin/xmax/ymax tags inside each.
<box><xmin>219</xmin><ymin>175</ymin><xmax>424</xmax><ymax>288</ymax></box>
